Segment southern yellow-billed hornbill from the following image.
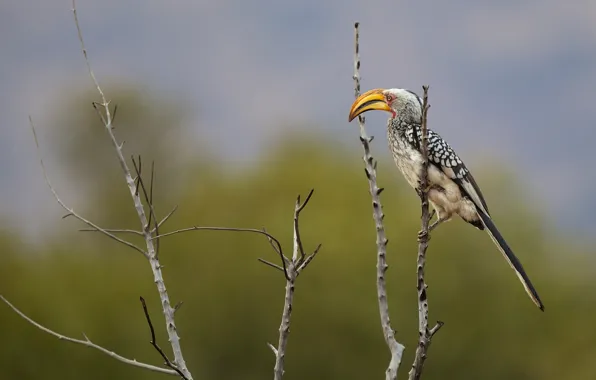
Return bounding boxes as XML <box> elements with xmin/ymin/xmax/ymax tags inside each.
<box><xmin>349</xmin><ymin>88</ymin><xmax>544</xmax><ymax>311</ymax></box>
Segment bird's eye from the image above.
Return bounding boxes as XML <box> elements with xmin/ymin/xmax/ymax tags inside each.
<box><xmin>386</xmin><ymin>95</ymin><xmax>394</xmax><ymax>102</ymax></box>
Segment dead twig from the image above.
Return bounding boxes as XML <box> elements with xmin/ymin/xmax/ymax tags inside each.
<box><xmin>154</xmin><ymin>226</ymin><xmax>289</xmax><ymax>281</ymax></box>
<box><xmin>79</xmin><ymin>228</ymin><xmax>143</xmax><ymax>236</ymax></box>
<box><xmin>131</xmin><ymin>156</ymin><xmax>161</xmax><ymax>255</ymax></box>
<box><xmin>140</xmin><ymin>297</ymin><xmax>188</xmax><ymax>379</ymax></box>
<box><xmin>155</xmin><ymin>205</ymin><xmax>178</xmax><ymax>230</ymax></box>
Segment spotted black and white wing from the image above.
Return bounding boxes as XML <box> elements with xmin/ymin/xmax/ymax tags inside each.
<box><xmin>405</xmin><ymin>126</ymin><xmax>490</xmax><ymax>216</ymax></box>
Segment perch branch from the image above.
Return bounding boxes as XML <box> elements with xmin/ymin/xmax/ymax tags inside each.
<box><xmin>353</xmin><ymin>22</ymin><xmax>405</xmax><ymax>380</ymax></box>
<box><xmin>408</xmin><ymin>86</ymin><xmax>444</xmax><ymax>380</ymax></box>
<box><xmin>0</xmin><ymin>295</ymin><xmax>177</xmax><ymax>376</ymax></box>
<box><xmin>72</xmin><ymin>1</ymin><xmax>192</xmax><ymax>378</ymax></box>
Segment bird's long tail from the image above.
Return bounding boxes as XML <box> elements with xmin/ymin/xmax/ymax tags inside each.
<box><xmin>477</xmin><ymin>210</ymin><xmax>544</xmax><ymax>311</ymax></box>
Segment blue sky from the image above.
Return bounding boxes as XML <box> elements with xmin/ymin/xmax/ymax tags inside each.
<box><xmin>1</xmin><ymin>0</ymin><xmax>596</xmax><ymax>237</ymax></box>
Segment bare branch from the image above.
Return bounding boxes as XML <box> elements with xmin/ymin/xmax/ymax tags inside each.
<box><xmin>131</xmin><ymin>156</ymin><xmax>161</xmax><ymax>255</ymax></box>
<box><xmin>429</xmin><ymin>321</ymin><xmax>445</xmax><ymax>337</ymax></box>
<box><xmin>267</xmin><ymin>343</ymin><xmax>278</xmax><ymax>356</ymax></box>
<box><xmin>258</xmin><ymin>258</ymin><xmax>285</xmax><ymax>272</ymax></box>
<box><xmin>73</xmin><ymin>1</ymin><xmax>107</xmax><ymax>111</ymax></box>
<box><xmin>173</xmin><ymin>301</ymin><xmax>184</xmax><ymax>313</ymax></box>
<box><xmin>29</xmin><ymin>117</ymin><xmax>146</xmax><ymax>257</ymax></box>
<box><xmin>155</xmin><ymin>205</ymin><xmax>179</xmax><ymax>230</ymax></box>
<box><xmin>0</xmin><ymin>295</ymin><xmax>177</xmax><ymax>376</ymax></box>
<box><xmin>71</xmin><ymin>2</ymin><xmax>192</xmax><ymax>378</ymax></box>
<box><xmin>79</xmin><ymin>228</ymin><xmax>144</xmax><ymax>236</ymax></box>
<box><xmin>140</xmin><ymin>297</ymin><xmax>188</xmax><ymax>379</ymax></box>
<box><xmin>408</xmin><ymin>85</ymin><xmax>443</xmax><ymax>380</ymax></box>
<box><xmin>149</xmin><ymin>161</ymin><xmax>156</xmax><ymax>224</ymax></box>
<box><xmin>353</xmin><ymin>22</ymin><xmax>405</xmax><ymax>380</ymax></box>
<box><xmin>270</xmin><ymin>189</ymin><xmax>320</xmax><ymax>380</ymax></box>
<box><xmin>154</xmin><ymin>226</ymin><xmax>289</xmax><ymax>281</ymax></box>
<box><xmin>297</xmin><ymin>243</ymin><xmax>322</xmax><ymax>274</ymax></box>
<box><xmin>292</xmin><ymin>189</ymin><xmax>314</xmax><ymax>264</ymax></box>
<box><xmin>262</xmin><ymin>227</ymin><xmax>283</xmax><ymax>256</ymax></box>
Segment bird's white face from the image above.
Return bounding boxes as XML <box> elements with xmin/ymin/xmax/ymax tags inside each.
<box><xmin>349</xmin><ymin>88</ymin><xmax>422</xmax><ymax>122</ymax></box>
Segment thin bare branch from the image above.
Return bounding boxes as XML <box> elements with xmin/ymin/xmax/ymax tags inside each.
<box><xmin>0</xmin><ymin>295</ymin><xmax>177</xmax><ymax>376</ymax></box>
<box><xmin>149</xmin><ymin>160</ymin><xmax>155</xmax><ymax>225</ymax></box>
<box><xmin>155</xmin><ymin>205</ymin><xmax>179</xmax><ymax>230</ymax></box>
<box><xmin>353</xmin><ymin>22</ymin><xmax>405</xmax><ymax>380</ymax></box>
<box><xmin>72</xmin><ymin>1</ymin><xmax>108</xmax><ymax>115</ymax></box>
<box><xmin>267</xmin><ymin>343</ymin><xmax>278</xmax><ymax>356</ymax></box>
<box><xmin>408</xmin><ymin>85</ymin><xmax>443</xmax><ymax>380</ymax></box>
<box><xmin>429</xmin><ymin>321</ymin><xmax>445</xmax><ymax>337</ymax></box>
<box><xmin>131</xmin><ymin>156</ymin><xmax>161</xmax><ymax>254</ymax></box>
<box><xmin>112</xmin><ymin>103</ymin><xmax>119</xmax><ymax>123</ymax></box>
<box><xmin>155</xmin><ymin>226</ymin><xmax>283</xmax><ymax>251</ymax></box>
<box><xmin>173</xmin><ymin>301</ymin><xmax>184</xmax><ymax>313</ymax></box>
<box><xmin>92</xmin><ymin>102</ymin><xmax>108</xmax><ymax>125</ymax></box>
<box><xmin>297</xmin><ymin>243</ymin><xmax>322</xmax><ymax>274</ymax></box>
<box><xmin>134</xmin><ymin>155</ymin><xmax>142</xmax><ymax>196</ymax></box>
<box><xmin>154</xmin><ymin>226</ymin><xmax>290</xmax><ymax>281</ymax></box>
<box><xmin>292</xmin><ymin>189</ymin><xmax>314</xmax><ymax>263</ymax></box>
<box><xmin>29</xmin><ymin>117</ymin><xmax>146</xmax><ymax>257</ymax></box>
<box><xmin>71</xmin><ymin>2</ymin><xmax>192</xmax><ymax>378</ymax></box>
<box><xmin>79</xmin><ymin>228</ymin><xmax>144</xmax><ymax>236</ymax></box>
<box><xmin>140</xmin><ymin>297</ymin><xmax>188</xmax><ymax>379</ymax></box>
<box><xmin>258</xmin><ymin>258</ymin><xmax>285</xmax><ymax>272</ymax></box>
<box><xmin>262</xmin><ymin>227</ymin><xmax>283</xmax><ymax>257</ymax></box>
<box><xmin>295</xmin><ymin>188</ymin><xmax>314</xmax><ymax>214</ymax></box>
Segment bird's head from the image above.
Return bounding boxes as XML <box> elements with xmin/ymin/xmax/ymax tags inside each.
<box><xmin>348</xmin><ymin>88</ymin><xmax>422</xmax><ymax>123</ymax></box>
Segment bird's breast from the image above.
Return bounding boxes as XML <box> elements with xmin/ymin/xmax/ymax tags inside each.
<box><xmin>387</xmin><ymin>129</ymin><xmax>425</xmax><ymax>189</ymax></box>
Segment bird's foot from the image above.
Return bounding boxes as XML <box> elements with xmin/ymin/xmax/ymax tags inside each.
<box><xmin>417</xmin><ymin>229</ymin><xmax>430</xmax><ymax>242</ymax></box>
<box><xmin>418</xmin><ymin>217</ymin><xmax>445</xmax><ymax>242</ymax></box>
<box><xmin>428</xmin><ymin>218</ymin><xmax>444</xmax><ymax>232</ymax></box>
<box><xmin>416</xmin><ymin>182</ymin><xmax>433</xmax><ymax>197</ymax></box>
<box><xmin>429</xmin><ymin>209</ymin><xmax>436</xmax><ymax>222</ymax></box>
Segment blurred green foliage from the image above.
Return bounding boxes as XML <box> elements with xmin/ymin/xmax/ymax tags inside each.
<box><xmin>1</xmin><ymin>86</ymin><xmax>595</xmax><ymax>380</ymax></box>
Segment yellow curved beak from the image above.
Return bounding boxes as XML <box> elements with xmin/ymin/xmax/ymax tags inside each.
<box><xmin>348</xmin><ymin>89</ymin><xmax>391</xmax><ymax>122</ymax></box>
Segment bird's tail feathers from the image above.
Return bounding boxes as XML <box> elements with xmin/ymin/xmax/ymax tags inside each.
<box><xmin>477</xmin><ymin>210</ymin><xmax>544</xmax><ymax>311</ymax></box>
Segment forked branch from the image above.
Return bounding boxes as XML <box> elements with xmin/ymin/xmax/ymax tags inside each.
<box><xmin>140</xmin><ymin>297</ymin><xmax>189</xmax><ymax>379</ymax></box>
<box><xmin>153</xmin><ymin>191</ymin><xmax>321</xmax><ymax>380</ymax></box>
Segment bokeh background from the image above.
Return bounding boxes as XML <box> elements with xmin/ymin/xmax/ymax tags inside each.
<box><xmin>1</xmin><ymin>1</ymin><xmax>595</xmax><ymax>379</ymax></box>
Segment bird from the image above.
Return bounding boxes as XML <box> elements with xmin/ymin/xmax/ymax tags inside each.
<box><xmin>348</xmin><ymin>88</ymin><xmax>544</xmax><ymax>311</ymax></box>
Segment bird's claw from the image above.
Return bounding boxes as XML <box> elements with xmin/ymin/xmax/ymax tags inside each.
<box><xmin>416</xmin><ymin>183</ymin><xmax>433</xmax><ymax>197</ymax></box>
<box><xmin>417</xmin><ymin>230</ymin><xmax>430</xmax><ymax>242</ymax></box>
<box><xmin>429</xmin><ymin>209</ymin><xmax>436</xmax><ymax>221</ymax></box>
